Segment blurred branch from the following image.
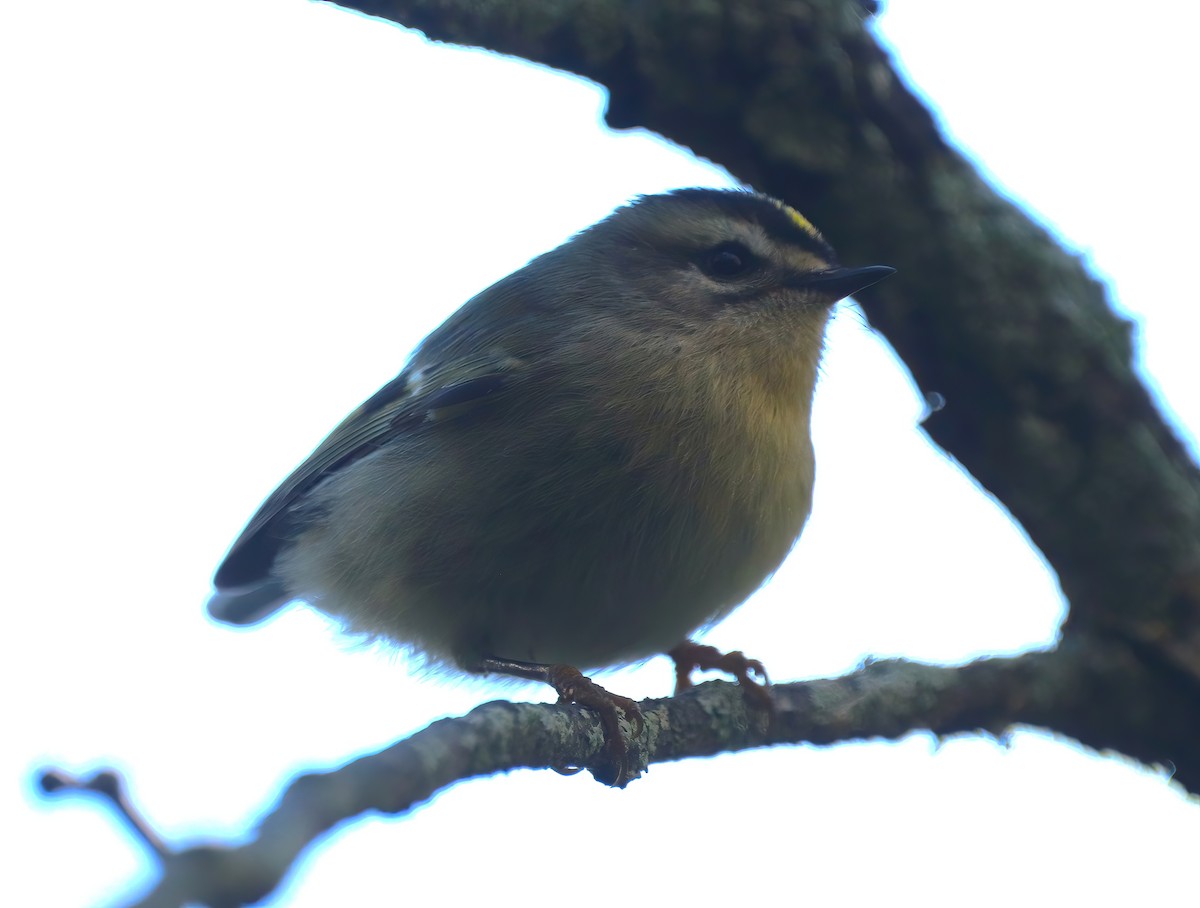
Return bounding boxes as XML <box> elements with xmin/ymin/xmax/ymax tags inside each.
<box><xmin>48</xmin><ymin>642</ymin><xmax>1187</xmax><ymax>908</ymax></box>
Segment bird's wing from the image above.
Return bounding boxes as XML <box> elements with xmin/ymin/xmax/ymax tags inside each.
<box><xmin>212</xmin><ymin>352</ymin><xmax>519</xmax><ymax>589</ymax></box>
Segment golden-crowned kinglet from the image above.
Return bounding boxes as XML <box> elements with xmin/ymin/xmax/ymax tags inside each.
<box><xmin>208</xmin><ymin>188</ymin><xmax>893</xmax><ymax>782</ymax></box>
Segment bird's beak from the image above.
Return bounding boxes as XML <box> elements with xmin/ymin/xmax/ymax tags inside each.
<box><xmin>796</xmin><ymin>265</ymin><xmax>895</xmax><ymax>300</ymax></box>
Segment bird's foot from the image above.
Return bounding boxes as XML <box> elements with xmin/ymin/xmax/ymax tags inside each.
<box><xmin>477</xmin><ymin>657</ymin><xmax>644</xmax><ymax>786</ymax></box>
<box><xmin>668</xmin><ymin>641</ymin><xmax>773</xmax><ymax>712</ymax></box>
<box><xmin>547</xmin><ymin>664</ymin><xmax>644</xmax><ymax>785</ymax></box>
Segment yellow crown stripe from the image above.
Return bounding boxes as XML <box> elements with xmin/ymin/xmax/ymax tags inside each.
<box><xmin>773</xmin><ymin>200</ymin><xmax>822</xmax><ymax>239</ymax></box>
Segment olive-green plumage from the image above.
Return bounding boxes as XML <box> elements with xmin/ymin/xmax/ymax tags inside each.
<box><xmin>208</xmin><ymin>188</ymin><xmax>892</xmax><ymax>672</ymax></box>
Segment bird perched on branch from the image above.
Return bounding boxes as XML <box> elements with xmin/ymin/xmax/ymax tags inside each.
<box><xmin>208</xmin><ymin>188</ymin><xmax>893</xmax><ymax>784</ymax></box>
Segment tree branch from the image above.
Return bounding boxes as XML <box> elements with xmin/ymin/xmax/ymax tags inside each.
<box><xmin>333</xmin><ymin>0</ymin><xmax>1200</xmax><ymax>676</ymax></box>
<box><xmin>45</xmin><ymin>638</ymin><xmax>1184</xmax><ymax>908</ymax></box>
<box><xmin>317</xmin><ymin>0</ymin><xmax>1200</xmax><ymax>769</ymax></box>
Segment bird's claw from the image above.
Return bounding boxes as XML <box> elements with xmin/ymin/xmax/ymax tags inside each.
<box><xmin>547</xmin><ymin>664</ymin><xmax>644</xmax><ymax>786</ymax></box>
<box><xmin>668</xmin><ymin>641</ymin><xmax>774</xmax><ymax>712</ymax></box>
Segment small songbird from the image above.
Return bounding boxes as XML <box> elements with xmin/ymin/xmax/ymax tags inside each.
<box><xmin>208</xmin><ymin>188</ymin><xmax>893</xmax><ymax>783</ymax></box>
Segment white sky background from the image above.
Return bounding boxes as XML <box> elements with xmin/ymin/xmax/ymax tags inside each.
<box><xmin>3</xmin><ymin>1</ymin><xmax>1198</xmax><ymax>905</ymax></box>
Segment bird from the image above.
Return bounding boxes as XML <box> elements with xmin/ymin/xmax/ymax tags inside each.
<box><xmin>207</xmin><ymin>188</ymin><xmax>893</xmax><ymax>784</ymax></box>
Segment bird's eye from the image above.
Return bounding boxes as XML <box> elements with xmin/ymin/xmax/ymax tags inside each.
<box><xmin>701</xmin><ymin>242</ymin><xmax>755</xmax><ymax>279</ymax></box>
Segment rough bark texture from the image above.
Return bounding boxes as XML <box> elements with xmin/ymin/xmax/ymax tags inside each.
<box><xmin>47</xmin><ymin>2</ymin><xmax>1200</xmax><ymax>905</ymax></box>
<box><xmin>331</xmin><ymin>0</ymin><xmax>1200</xmax><ymax>769</ymax></box>
<box><xmin>86</xmin><ymin>646</ymin><xmax>1183</xmax><ymax>908</ymax></box>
